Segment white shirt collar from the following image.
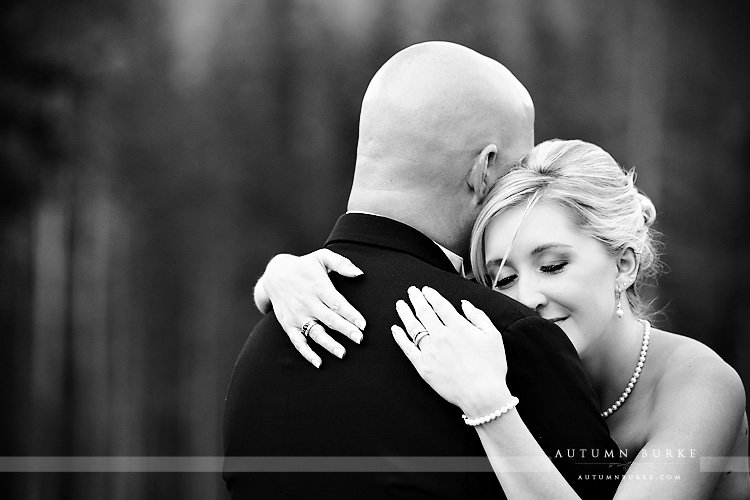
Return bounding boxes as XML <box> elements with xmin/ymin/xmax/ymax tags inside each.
<box><xmin>433</xmin><ymin>242</ymin><xmax>466</xmax><ymax>277</ymax></box>
<box><xmin>346</xmin><ymin>211</ymin><xmax>466</xmax><ymax>277</ymax></box>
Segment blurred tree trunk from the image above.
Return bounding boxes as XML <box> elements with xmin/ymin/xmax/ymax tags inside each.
<box><xmin>0</xmin><ymin>209</ymin><xmax>35</xmax><ymax>499</ymax></box>
<box><xmin>626</xmin><ymin>0</ymin><xmax>668</xmax><ymax>208</ymax></box>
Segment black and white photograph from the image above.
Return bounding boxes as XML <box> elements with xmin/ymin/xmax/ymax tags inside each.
<box><xmin>2</xmin><ymin>1</ymin><xmax>749</xmax><ymax>499</ymax></box>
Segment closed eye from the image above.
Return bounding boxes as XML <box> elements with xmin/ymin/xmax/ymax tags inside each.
<box><xmin>493</xmin><ymin>274</ymin><xmax>518</xmax><ymax>290</ymax></box>
<box><xmin>540</xmin><ymin>262</ymin><xmax>567</xmax><ymax>274</ymax></box>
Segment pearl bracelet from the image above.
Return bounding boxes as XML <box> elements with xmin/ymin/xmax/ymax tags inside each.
<box><xmin>461</xmin><ymin>396</ymin><xmax>519</xmax><ymax>427</ymax></box>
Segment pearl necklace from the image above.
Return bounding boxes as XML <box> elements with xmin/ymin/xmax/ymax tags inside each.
<box><xmin>601</xmin><ymin>319</ymin><xmax>650</xmax><ymax>418</ymax></box>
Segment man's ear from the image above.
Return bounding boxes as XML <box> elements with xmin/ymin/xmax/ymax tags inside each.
<box><xmin>616</xmin><ymin>247</ymin><xmax>639</xmax><ymax>288</ymax></box>
<box><xmin>467</xmin><ymin>144</ymin><xmax>498</xmax><ymax>203</ymax></box>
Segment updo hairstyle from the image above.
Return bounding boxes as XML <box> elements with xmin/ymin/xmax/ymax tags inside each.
<box><xmin>470</xmin><ymin>139</ymin><xmax>661</xmax><ymax>318</ymax></box>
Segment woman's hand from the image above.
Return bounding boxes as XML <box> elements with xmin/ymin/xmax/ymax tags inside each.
<box><xmin>394</xmin><ymin>286</ymin><xmax>586</xmax><ymax>500</ymax></box>
<box><xmin>391</xmin><ymin>286</ymin><xmax>511</xmax><ymax>417</ymax></box>
<box><xmin>255</xmin><ymin>249</ymin><xmax>367</xmax><ymax>368</ymax></box>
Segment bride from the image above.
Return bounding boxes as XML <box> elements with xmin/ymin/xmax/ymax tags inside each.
<box><xmin>253</xmin><ymin>139</ymin><xmax>749</xmax><ymax>499</ymax></box>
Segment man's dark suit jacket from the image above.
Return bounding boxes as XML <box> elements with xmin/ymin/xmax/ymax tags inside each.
<box><xmin>224</xmin><ymin>213</ymin><xmax>622</xmax><ymax>499</ymax></box>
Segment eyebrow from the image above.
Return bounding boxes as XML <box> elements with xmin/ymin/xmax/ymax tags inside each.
<box><xmin>531</xmin><ymin>243</ymin><xmax>573</xmax><ymax>256</ymax></box>
<box><xmin>486</xmin><ymin>243</ymin><xmax>572</xmax><ymax>269</ymax></box>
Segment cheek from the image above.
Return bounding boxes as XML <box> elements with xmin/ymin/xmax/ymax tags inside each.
<box><xmin>557</xmin><ymin>269</ymin><xmax>615</xmax><ymax>348</ymax></box>
<box><xmin>496</xmin><ymin>287</ymin><xmax>517</xmax><ymax>303</ymax></box>
<box><xmin>577</xmin><ymin>277</ymin><xmax>614</xmax><ymax>325</ymax></box>
<box><xmin>558</xmin><ymin>324</ymin><xmax>586</xmax><ymax>355</ymax></box>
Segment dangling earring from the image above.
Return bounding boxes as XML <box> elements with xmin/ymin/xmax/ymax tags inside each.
<box><xmin>616</xmin><ymin>285</ymin><xmax>624</xmax><ymax>318</ymax></box>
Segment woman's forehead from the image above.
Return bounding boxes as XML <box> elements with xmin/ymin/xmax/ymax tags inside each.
<box><xmin>484</xmin><ymin>201</ymin><xmax>595</xmax><ymax>260</ymax></box>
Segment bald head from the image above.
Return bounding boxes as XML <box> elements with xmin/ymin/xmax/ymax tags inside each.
<box><xmin>348</xmin><ymin>41</ymin><xmax>535</xmax><ymax>255</ymax></box>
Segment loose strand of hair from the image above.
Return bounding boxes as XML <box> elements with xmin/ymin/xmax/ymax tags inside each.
<box><xmin>491</xmin><ymin>190</ymin><xmax>543</xmax><ymax>290</ymax></box>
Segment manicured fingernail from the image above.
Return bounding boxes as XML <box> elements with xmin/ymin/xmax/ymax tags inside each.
<box><xmin>312</xmin><ymin>358</ymin><xmax>321</xmax><ymax>369</ymax></box>
<box><xmin>355</xmin><ymin>319</ymin><xmax>366</xmax><ymax>330</ymax></box>
<box><xmin>334</xmin><ymin>347</ymin><xmax>345</xmax><ymax>359</ymax></box>
<box><xmin>349</xmin><ymin>265</ymin><xmax>364</xmax><ymax>276</ymax></box>
<box><xmin>396</xmin><ymin>300</ymin><xmax>406</xmax><ymax>310</ymax></box>
<box><xmin>351</xmin><ymin>331</ymin><xmax>363</xmax><ymax>344</ymax></box>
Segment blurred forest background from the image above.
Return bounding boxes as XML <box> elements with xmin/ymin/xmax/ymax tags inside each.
<box><xmin>1</xmin><ymin>0</ymin><xmax>748</xmax><ymax>498</ymax></box>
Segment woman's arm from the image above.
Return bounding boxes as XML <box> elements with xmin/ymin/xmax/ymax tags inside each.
<box><xmin>392</xmin><ymin>286</ymin><xmax>749</xmax><ymax>500</ymax></box>
<box><xmin>391</xmin><ymin>286</ymin><xmax>580</xmax><ymax>499</ymax></box>
<box><xmin>254</xmin><ymin>250</ymin><xmax>367</xmax><ymax>368</ymax></box>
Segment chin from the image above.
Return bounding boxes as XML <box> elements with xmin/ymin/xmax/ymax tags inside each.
<box><xmin>557</xmin><ymin>323</ymin><xmax>586</xmax><ymax>356</ymax></box>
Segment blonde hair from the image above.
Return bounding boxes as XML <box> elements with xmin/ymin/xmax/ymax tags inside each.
<box><xmin>470</xmin><ymin>139</ymin><xmax>661</xmax><ymax>319</ymax></box>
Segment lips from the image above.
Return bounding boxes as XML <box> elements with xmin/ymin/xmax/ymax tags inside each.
<box><xmin>546</xmin><ymin>317</ymin><xmax>568</xmax><ymax>323</ymax></box>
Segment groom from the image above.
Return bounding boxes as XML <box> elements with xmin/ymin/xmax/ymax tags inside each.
<box><xmin>224</xmin><ymin>41</ymin><xmax>621</xmax><ymax>499</ymax></box>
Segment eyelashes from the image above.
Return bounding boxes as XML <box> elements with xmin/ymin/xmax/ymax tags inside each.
<box><xmin>491</xmin><ymin>261</ymin><xmax>569</xmax><ymax>291</ymax></box>
<box><xmin>493</xmin><ymin>274</ymin><xmax>517</xmax><ymax>290</ymax></box>
<box><xmin>540</xmin><ymin>262</ymin><xmax>567</xmax><ymax>274</ymax></box>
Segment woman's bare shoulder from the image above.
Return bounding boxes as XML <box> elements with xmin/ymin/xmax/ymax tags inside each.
<box><xmin>650</xmin><ymin>327</ymin><xmax>746</xmax><ymax>419</ymax></box>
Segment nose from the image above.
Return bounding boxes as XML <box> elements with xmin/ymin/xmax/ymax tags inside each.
<box><xmin>514</xmin><ymin>274</ymin><xmax>548</xmax><ymax>312</ymax></box>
